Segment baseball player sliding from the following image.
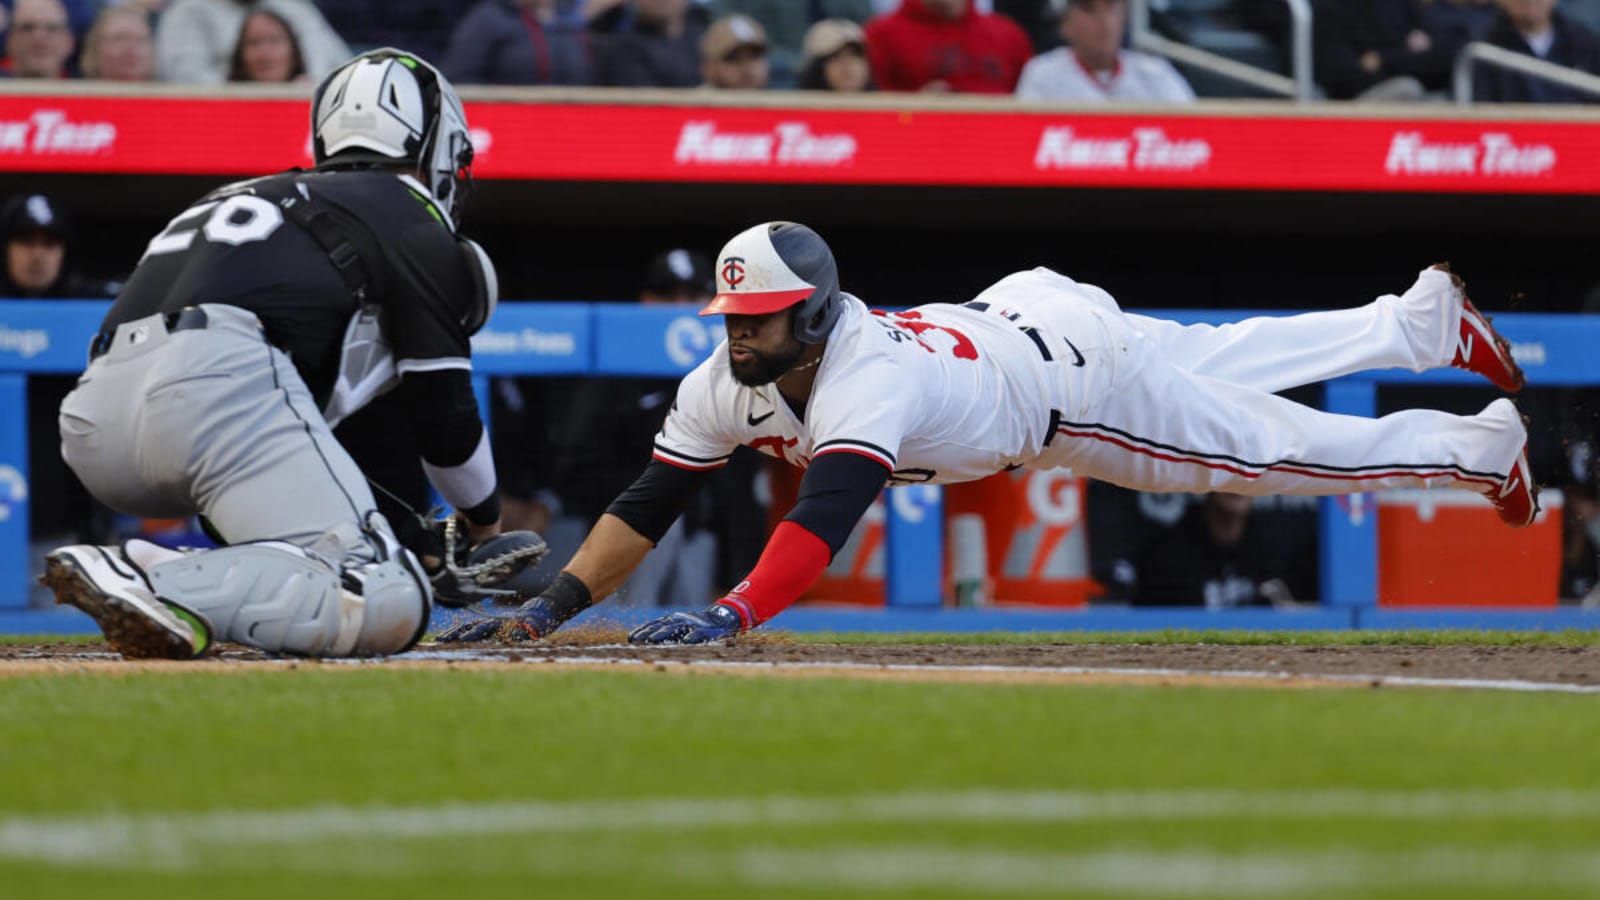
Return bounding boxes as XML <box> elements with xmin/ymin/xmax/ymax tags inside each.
<box><xmin>442</xmin><ymin>221</ymin><xmax>1533</xmax><ymax>646</ymax></box>
<box><xmin>41</xmin><ymin>49</ymin><xmax>545</xmax><ymax>660</ymax></box>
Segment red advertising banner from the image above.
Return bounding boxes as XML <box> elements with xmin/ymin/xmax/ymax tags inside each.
<box><xmin>0</xmin><ymin>93</ymin><xmax>1596</xmax><ymax>194</ymax></box>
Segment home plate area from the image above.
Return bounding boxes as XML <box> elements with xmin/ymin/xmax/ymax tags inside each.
<box><xmin>2</xmin><ymin>634</ymin><xmax>1598</xmax><ymax>692</ymax></box>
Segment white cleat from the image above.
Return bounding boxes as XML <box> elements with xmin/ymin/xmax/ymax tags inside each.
<box><xmin>41</xmin><ymin>545</ymin><xmax>212</xmax><ymax>660</ymax></box>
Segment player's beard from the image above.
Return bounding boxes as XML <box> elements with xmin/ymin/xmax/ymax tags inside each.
<box><xmin>729</xmin><ymin>337</ymin><xmax>807</xmax><ymax>387</ymax></box>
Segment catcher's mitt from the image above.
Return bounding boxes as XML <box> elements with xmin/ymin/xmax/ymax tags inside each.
<box><xmin>422</xmin><ymin>516</ymin><xmax>549</xmax><ymax>608</ymax></box>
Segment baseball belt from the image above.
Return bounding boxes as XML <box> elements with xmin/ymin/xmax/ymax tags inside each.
<box><xmin>89</xmin><ymin>307</ymin><xmax>210</xmax><ymax>361</ymax></box>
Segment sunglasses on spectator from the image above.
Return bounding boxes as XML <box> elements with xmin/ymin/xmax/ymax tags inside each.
<box><xmin>14</xmin><ymin>22</ymin><xmax>69</xmax><ymax>34</ymax></box>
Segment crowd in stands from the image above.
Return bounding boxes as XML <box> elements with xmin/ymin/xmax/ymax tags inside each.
<box><xmin>0</xmin><ymin>0</ymin><xmax>1594</xmax><ymax>102</ymax></box>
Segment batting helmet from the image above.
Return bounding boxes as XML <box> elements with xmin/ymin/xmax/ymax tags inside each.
<box><xmin>700</xmin><ymin>222</ymin><xmax>841</xmax><ymax>344</ymax></box>
<box><xmin>312</xmin><ymin>49</ymin><xmax>474</xmax><ymax>226</ymax></box>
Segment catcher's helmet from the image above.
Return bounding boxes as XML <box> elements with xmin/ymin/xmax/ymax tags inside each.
<box><xmin>312</xmin><ymin>49</ymin><xmax>474</xmax><ymax>226</ymax></box>
<box><xmin>700</xmin><ymin>221</ymin><xmax>841</xmax><ymax>344</ymax></box>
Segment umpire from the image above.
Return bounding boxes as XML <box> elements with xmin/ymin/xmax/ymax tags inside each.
<box><xmin>42</xmin><ymin>49</ymin><xmax>511</xmax><ymax>660</ymax></box>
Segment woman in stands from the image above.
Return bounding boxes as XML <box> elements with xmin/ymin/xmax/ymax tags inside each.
<box><xmin>227</xmin><ymin>8</ymin><xmax>307</xmax><ymax>83</ymax></box>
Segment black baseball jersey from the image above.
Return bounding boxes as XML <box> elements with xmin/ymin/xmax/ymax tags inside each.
<box><xmin>105</xmin><ymin>169</ymin><xmax>482</xmax><ymax>423</ymax></box>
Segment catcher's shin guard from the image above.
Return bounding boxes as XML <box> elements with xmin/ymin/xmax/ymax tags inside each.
<box><xmin>145</xmin><ymin>541</ymin><xmax>429</xmax><ymax>657</ymax></box>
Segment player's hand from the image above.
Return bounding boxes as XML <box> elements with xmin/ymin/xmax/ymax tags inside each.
<box><xmin>628</xmin><ymin>603</ymin><xmax>744</xmax><ymax>645</ymax></box>
<box><xmin>434</xmin><ymin>596</ymin><xmax>566</xmax><ymax>643</ymax></box>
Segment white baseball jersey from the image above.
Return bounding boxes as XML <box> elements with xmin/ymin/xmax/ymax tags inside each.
<box><xmin>653</xmin><ymin>266</ymin><xmax>1527</xmax><ymax>503</ymax></box>
<box><xmin>653</xmin><ymin>282</ymin><xmax>1094</xmax><ymax>486</ymax></box>
<box><xmin>1016</xmin><ymin>48</ymin><xmax>1196</xmax><ymax>104</ymax></box>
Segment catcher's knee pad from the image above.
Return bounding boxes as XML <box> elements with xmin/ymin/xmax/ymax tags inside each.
<box><xmin>146</xmin><ymin>542</ymin><xmax>428</xmax><ymax>657</ymax></box>
<box><xmin>344</xmin><ymin>555</ymin><xmax>431</xmax><ymax>656</ymax></box>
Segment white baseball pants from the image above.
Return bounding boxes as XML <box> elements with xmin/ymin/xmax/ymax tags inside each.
<box><xmin>1024</xmin><ymin>267</ymin><xmax>1524</xmax><ymax>496</ymax></box>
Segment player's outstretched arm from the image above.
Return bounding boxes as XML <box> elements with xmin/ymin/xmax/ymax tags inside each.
<box><xmin>562</xmin><ymin>513</ymin><xmax>656</xmax><ymax>600</ymax></box>
<box><xmin>630</xmin><ymin>452</ymin><xmax>891</xmax><ymax>644</ymax></box>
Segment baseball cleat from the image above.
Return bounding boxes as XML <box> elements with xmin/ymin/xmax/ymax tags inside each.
<box><xmin>1486</xmin><ymin>446</ymin><xmax>1539</xmax><ymax>528</ymax></box>
<box><xmin>41</xmin><ymin>545</ymin><xmax>212</xmax><ymax>660</ymax></box>
<box><xmin>1432</xmin><ymin>263</ymin><xmax>1525</xmax><ymax>393</ymax></box>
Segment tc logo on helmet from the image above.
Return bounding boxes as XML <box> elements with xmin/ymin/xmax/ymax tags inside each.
<box><xmin>721</xmin><ymin>256</ymin><xmax>745</xmax><ymax>288</ymax></box>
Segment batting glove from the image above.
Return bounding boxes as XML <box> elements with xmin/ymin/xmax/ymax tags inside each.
<box><xmin>435</xmin><ymin>596</ymin><xmax>566</xmax><ymax>644</ymax></box>
<box><xmin>628</xmin><ymin>603</ymin><xmax>744</xmax><ymax>645</ymax></box>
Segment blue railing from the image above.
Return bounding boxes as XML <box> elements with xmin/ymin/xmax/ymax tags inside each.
<box><xmin>4</xmin><ymin>299</ymin><xmax>1600</xmax><ymax>631</ymax></box>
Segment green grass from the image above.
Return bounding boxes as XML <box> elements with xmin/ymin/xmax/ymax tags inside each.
<box><xmin>0</xmin><ymin>633</ymin><xmax>98</xmax><ymax>646</ymax></box>
<box><xmin>793</xmin><ymin>628</ymin><xmax>1600</xmax><ymax>647</ymax></box>
<box><xmin>2</xmin><ymin>667</ymin><xmax>1599</xmax><ymax>899</ymax></box>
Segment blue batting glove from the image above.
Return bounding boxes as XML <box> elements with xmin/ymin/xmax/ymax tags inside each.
<box><xmin>629</xmin><ymin>603</ymin><xmax>744</xmax><ymax>645</ymax></box>
<box><xmin>435</xmin><ymin>596</ymin><xmax>565</xmax><ymax>644</ymax></box>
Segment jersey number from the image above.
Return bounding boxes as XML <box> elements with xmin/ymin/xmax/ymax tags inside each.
<box><xmin>142</xmin><ymin>195</ymin><xmax>285</xmax><ymax>260</ymax></box>
<box><xmin>872</xmin><ymin>310</ymin><xmax>980</xmax><ymax>360</ymax></box>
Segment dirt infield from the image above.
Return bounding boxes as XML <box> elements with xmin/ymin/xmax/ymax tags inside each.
<box><xmin>2</xmin><ymin>633</ymin><xmax>1598</xmax><ymax>689</ymax></box>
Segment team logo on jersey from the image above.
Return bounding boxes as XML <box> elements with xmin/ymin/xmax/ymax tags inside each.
<box><xmin>1061</xmin><ymin>335</ymin><xmax>1086</xmax><ymax>367</ymax></box>
<box><xmin>721</xmin><ymin>256</ymin><xmax>746</xmax><ymax>288</ymax></box>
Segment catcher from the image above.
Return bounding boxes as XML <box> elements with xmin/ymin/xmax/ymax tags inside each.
<box><xmin>443</xmin><ymin>220</ymin><xmax>1534</xmax><ymax>646</ymax></box>
<box><xmin>41</xmin><ymin>49</ymin><xmax>545</xmax><ymax>660</ymax></box>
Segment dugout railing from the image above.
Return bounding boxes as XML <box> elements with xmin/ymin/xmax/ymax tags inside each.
<box><xmin>3</xmin><ymin>300</ymin><xmax>1599</xmax><ymax>634</ymax></box>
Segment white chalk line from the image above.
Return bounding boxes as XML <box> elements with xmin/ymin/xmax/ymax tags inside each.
<box><xmin>5</xmin><ymin>788</ymin><xmax>1600</xmax><ymax>873</ymax></box>
<box><xmin>32</xmin><ymin>842</ymin><xmax>1600</xmax><ymax>895</ymax></box>
<box><xmin>400</xmin><ymin>648</ymin><xmax>1600</xmax><ymax>694</ymax></box>
<box><xmin>732</xmin><ymin>846</ymin><xmax>1600</xmax><ymax>895</ymax></box>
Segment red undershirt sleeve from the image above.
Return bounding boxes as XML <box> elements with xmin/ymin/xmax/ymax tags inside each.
<box><xmin>714</xmin><ymin>452</ymin><xmax>892</xmax><ymax>628</ymax></box>
<box><xmin>714</xmin><ymin>521</ymin><xmax>833</xmax><ymax>628</ymax></box>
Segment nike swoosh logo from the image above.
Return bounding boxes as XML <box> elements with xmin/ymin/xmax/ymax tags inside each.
<box><xmin>1063</xmin><ymin>336</ymin><xmax>1086</xmax><ymax>367</ymax></box>
<box><xmin>747</xmin><ymin>410</ymin><xmax>775</xmax><ymax>426</ymax></box>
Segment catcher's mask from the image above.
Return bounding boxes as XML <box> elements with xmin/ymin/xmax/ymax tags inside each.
<box><xmin>312</xmin><ymin>48</ymin><xmax>475</xmax><ymax>227</ymax></box>
<box><xmin>700</xmin><ymin>221</ymin><xmax>841</xmax><ymax>344</ymax></box>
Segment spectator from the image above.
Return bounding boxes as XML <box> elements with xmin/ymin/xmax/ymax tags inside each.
<box><xmin>79</xmin><ymin>6</ymin><xmax>155</xmax><ymax>81</ymax></box>
<box><xmin>156</xmin><ymin>0</ymin><xmax>349</xmax><ymax>84</ymax></box>
<box><xmin>3</xmin><ymin>0</ymin><xmax>75</xmax><ymax>78</ymax></box>
<box><xmin>1015</xmin><ymin>0</ymin><xmax>1193</xmax><ymax>103</ymax></box>
<box><xmin>591</xmin><ymin>0</ymin><xmax>706</xmax><ymax>86</ymax></box>
<box><xmin>0</xmin><ymin>194</ymin><xmax>116</xmax><ymax>298</ymax></box>
<box><xmin>315</xmin><ymin>0</ymin><xmax>462</xmax><ymax>62</ymax></box>
<box><xmin>443</xmin><ymin>0</ymin><xmax>593</xmax><ymax>86</ymax></box>
<box><xmin>1311</xmin><ymin>0</ymin><xmax>1457</xmax><ymax>101</ymax></box>
<box><xmin>1473</xmin><ymin>0</ymin><xmax>1600</xmax><ymax>103</ymax></box>
<box><xmin>798</xmin><ymin>17</ymin><xmax>874</xmax><ymax>90</ymax></box>
<box><xmin>700</xmin><ymin>13</ymin><xmax>769</xmax><ymax>89</ymax></box>
<box><xmin>864</xmin><ymin>0</ymin><xmax>1034</xmax><ymax>93</ymax></box>
<box><xmin>1131</xmin><ymin>493</ymin><xmax>1307</xmax><ymax>609</ymax></box>
<box><xmin>227</xmin><ymin>8</ymin><xmax>306</xmax><ymax>82</ymax></box>
<box><xmin>705</xmin><ymin>0</ymin><xmax>873</xmax><ymax>85</ymax></box>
